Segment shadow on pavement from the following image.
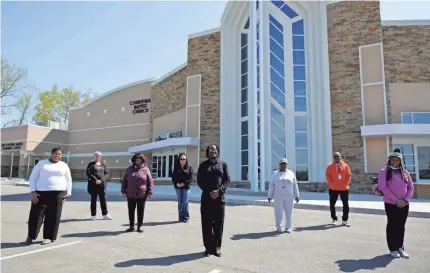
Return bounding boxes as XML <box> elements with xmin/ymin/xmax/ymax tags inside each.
<box><xmin>62</xmin><ymin>230</ymin><xmax>124</xmax><ymax>238</ymax></box>
<box><xmin>293</xmin><ymin>224</ymin><xmax>343</xmax><ymax>232</ymax></box>
<box><xmin>230</xmin><ymin>231</ymin><xmax>279</xmax><ymax>240</ymax></box>
<box><xmin>335</xmin><ymin>254</ymin><xmax>394</xmax><ymax>272</ymax></box>
<box><xmin>121</xmin><ymin>221</ymin><xmax>179</xmax><ymax>227</ymax></box>
<box><xmin>115</xmin><ymin>252</ymin><xmax>204</xmax><ymax>267</ymax></box>
<box><xmin>1</xmin><ymin>241</ymin><xmax>41</xmax><ymax>249</ymax></box>
<box><xmin>60</xmin><ymin>218</ymin><xmax>91</xmax><ymax>223</ymax></box>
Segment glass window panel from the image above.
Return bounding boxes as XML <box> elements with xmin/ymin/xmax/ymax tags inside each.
<box><xmin>271</xmin><ymin>103</ymin><xmax>285</xmax><ymax>130</ymax></box>
<box><xmin>241</xmin><ymin>73</ymin><xmax>248</xmax><ymax>88</ymax></box>
<box><xmin>168</xmin><ymin>130</ymin><xmax>182</xmax><ymax>138</ymax></box>
<box><xmin>294</xmin><ymin>81</ymin><xmax>306</xmax><ymax>96</ymax></box>
<box><xmin>295</xmin><ymin>132</ymin><xmax>308</xmax><ymax>148</ymax></box>
<box><xmin>293</xmin><ymin>35</ymin><xmax>305</xmax><ymax>50</ymax></box>
<box><xmin>417</xmin><ymin>146</ymin><xmax>430</xmax><ymax>180</ymax></box>
<box><xmin>294</xmin><ymin>97</ymin><xmax>307</xmax><ymax>112</ymax></box>
<box><xmin>241</xmin><ymin>166</ymin><xmax>249</xmax><ymax>180</ymax></box>
<box><xmin>269</xmin><ymin>14</ymin><xmax>283</xmax><ymax>31</ymax></box>
<box><xmin>280</xmin><ymin>4</ymin><xmax>299</xmax><ymax>19</ymax></box>
<box><xmin>296</xmin><ymin>149</ymin><xmax>308</xmax><ymax>165</ymax></box>
<box><xmin>403</xmin><ymin>155</ymin><xmax>415</xmax><ymax>166</ymax></box>
<box><xmin>271</xmin><ymin>83</ymin><xmax>286</xmax><ymax>108</ymax></box>
<box><xmin>405</xmin><ymin>166</ymin><xmax>415</xmax><ymax>173</ymax></box>
<box><xmin>244</xmin><ymin>18</ymin><xmax>250</xmax><ymax>30</ymax></box>
<box><xmin>241</xmin><ymin>120</ymin><xmax>248</xmax><ymax>135</ymax></box>
<box><xmin>296</xmin><ymin>165</ymin><xmax>309</xmax><ymax>181</ymax></box>
<box><xmin>270</xmin><ymin>52</ymin><xmax>285</xmax><ymax>76</ymax></box>
<box><xmin>270</xmin><ymin>68</ymin><xmax>285</xmax><ymax>93</ymax></box>
<box><xmin>270</xmin><ymin>37</ymin><xmax>285</xmax><ymax>61</ymax></box>
<box><xmin>168</xmin><ymin>155</ymin><xmax>173</xmax><ymax>177</ymax></box>
<box><xmin>257</xmin><ymin>44</ymin><xmax>260</xmax><ymax>60</ymax></box>
<box><xmin>412</xmin><ymin>113</ymin><xmax>430</xmax><ymax>124</ymax></box>
<box><xmin>241</xmin><ymin>45</ymin><xmax>248</xmax><ymax>60</ymax></box>
<box><xmin>241</xmin><ymin>33</ymin><xmax>248</xmax><ymax>47</ymax></box>
<box><xmin>241</xmin><ymin>135</ymin><xmax>248</xmax><ymax>150</ymax></box>
<box><xmin>271</xmin><ymin>135</ymin><xmax>286</xmax><ymax>157</ymax></box>
<box><xmin>401</xmin><ymin>112</ymin><xmax>412</xmax><ymax>124</ymax></box>
<box><xmin>241</xmin><ymin>151</ymin><xmax>248</xmax><ymax>166</ymax></box>
<box><xmin>271</xmin><ymin>1</ymin><xmax>284</xmax><ymax>9</ymax></box>
<box><xmin>241</xmin><ymin>87</ymin><xmax>248</xmax><ymax>103</ymax></box>
<box><xmin>292</xmin><ymin>19</ymin><xmax>304</xmax><ymax>35</ymax></box>
<box><xmin>293</xmin><ymin>50</ymin><xmax>305</xmax><ymax>65</ymax></box>
<box><xmin>161</xmin><ymin>156</ymin><xmax>166</xmax><ymax>177</ymax></box>
<box><xmin>269</xmin><ymin>23</ymin><xmax>284</xmax><ymax>46</ymax></box>
<box><xmin>241</xmin><ymin>102</ymin><xmax>248</xmax><ymax>117</ymax></box>
<box><xmin>157</xmin><ymin>157</ymin><xmax>162</xmax><ymax>177</ymax></box>
<box><xmin>271</xmin><ymin>152</ymin><xmax>281</xmax><ymax>173</ymax></box>
<box><xmin>241</xmin><ymin>59</ymin><xmax>248</xmax><ymax>74</ymax></box>
<box><xmin>295</xmin><ymin>116</ymin><xmax>307</xmax><ymax>131</ymax></box>
<box><xmin>392</xmin><ymin>144</ymin><xmax>413</xmax><ymax>155</ymax></box>
<box><xmin>293</xmin><ymin>66</ymin><xmax>306</xmax><ymax>81</ymax></box>
<box><xmin>271</xmin><ymin>119</ymin><xmax>286</xmax><ymax>145</ymax></box>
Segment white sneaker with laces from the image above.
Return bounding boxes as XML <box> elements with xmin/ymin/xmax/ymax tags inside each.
<box><xmin>332</xmin><ymin>220</ymin><xmax>337</xmax><ymax>226</ymax></box>
<box><xmin>342</xmin><ymin>221</ymin><xmax>350</xmax><ymax>227</ymax></box>
<box><xmin>390</xmin><ymin>251</ymin><xmax>401</xmax><ymax>258</ymax></box>
<box><xmin>91</xmin><ymin>216</ymin><xmax>97</xmax><ymax>221</ymax></box>
<box><xmin>398</xmin><ymin>248</ymin><xmax>409</xmax><ymax>259</ymax></box>
<box><xmin>103</xmin><ymin>214</ymin><xmax>113</xmax><ymax>220</ymax></box>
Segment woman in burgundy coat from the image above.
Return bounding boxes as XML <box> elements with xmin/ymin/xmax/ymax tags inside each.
<box><xmin>121</xmin><ymin>153</ymin><xmax>154</xmax><ymax>233</ymax></box>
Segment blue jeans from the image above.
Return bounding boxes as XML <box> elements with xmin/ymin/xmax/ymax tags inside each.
<box><xmin>175</xmin><ymin>188</ymin><xmax>190</xmax><ymax>221</ymax></box>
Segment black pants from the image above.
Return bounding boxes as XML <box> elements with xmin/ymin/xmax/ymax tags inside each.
<box><xmin>385</xmin><ymin>203</ymin><xmax>409</xmax><ymax>252</ymax></box>
<box><xmin>200</xmin><ymin>199</ymin><xmax>225</xmax><ymax>251</ymax></box>
<box><xmin>90</xmin><ymin>188</ymin><xmax>108</xmax><ymax>216</ymax></box>
<box><xmin>28</xmin><ymin>191</ymin><xmax>65</xmax><ymax>241</ymax></box>
<box><xmin>329</xmin><ymin>189</ymin><xmax>349</xmax><ymax>221</ymax></box>
<box><xmin>127</xmin><ymin>197</ymin><xmax>147</xmax><ymax>228</ymax></box>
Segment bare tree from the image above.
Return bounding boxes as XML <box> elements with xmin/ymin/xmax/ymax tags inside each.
<box><xmin>16</xmin><ymin>92</ymin><xmax>33</xmax><ymax>125</ymax></box>
<box><xmin>1</xmin><ymin>57</ymin><xmax>28</xmax><ymax>115</ymax></box>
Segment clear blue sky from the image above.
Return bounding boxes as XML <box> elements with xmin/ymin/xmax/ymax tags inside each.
<box><xmin>1</xmin><ymin>1</ymin><xmax>429</xmax><ymax>124</ymax></box>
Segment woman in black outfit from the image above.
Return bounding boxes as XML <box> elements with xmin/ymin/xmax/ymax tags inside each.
<box><xmin>172</xmin><ymin>153</ymin><xmax>193</xmax><ymax>222</ymax></box>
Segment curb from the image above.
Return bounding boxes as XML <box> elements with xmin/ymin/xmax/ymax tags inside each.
<box><xmin>10</xmin><ymin>182</ymin><xmax>430</xmax><ymax>219</ymax></box>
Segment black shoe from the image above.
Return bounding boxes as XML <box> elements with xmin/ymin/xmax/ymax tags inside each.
<box><xmin>125</xmin><ymin>227</ymin><xmax>135</xmax><ymax>232</ymax></box>
<box><xmin>204</xmin><ymin>250</ymin><xmax>210</xmax><ymax>257</ymax></box>
<box><xmin>214</xmin><ymin>248</ymin><xmax>222</xmax><ymax>257</ymax></box>
<box><xmin>137</xmin><ymin>227</ymin><xmax>144</xmax><ymax>233</ymax></box>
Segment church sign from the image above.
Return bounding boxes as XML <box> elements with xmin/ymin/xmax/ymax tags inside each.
<box><xmin>129</xmin><ymin>98</ymin><xmax>151</xmax><ymax>114</ymax></box>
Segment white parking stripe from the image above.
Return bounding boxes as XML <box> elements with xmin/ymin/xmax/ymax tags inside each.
<box><xmin>1</xmin><ymin>241</ymin><xmax>83</xmax><ymax>261</ymax></box>
<box><xmin>208</xmin><ymin>270</ymin><xmax>221</xmax><ymax>273</ymax></box>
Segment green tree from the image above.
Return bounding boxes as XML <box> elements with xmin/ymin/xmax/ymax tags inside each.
<box><xmin>16</xmin><ymin>92</ymin><xmax>33</xmax><ymax>125</ymax></box>
<box><xmin>33</xmin><ymin>85</ymin><xmax>60</xmax><ymax>123</ymax></box>
<box><xmin>56</xmin><ymin>86</ymin><xmax>82</xmax><ymax>123</ymax></box>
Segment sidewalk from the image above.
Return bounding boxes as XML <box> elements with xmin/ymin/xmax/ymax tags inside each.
<box><xmin>6</xmin><ymin>180</ymin><xmax>430</xmax><ymax>218</ymax></box>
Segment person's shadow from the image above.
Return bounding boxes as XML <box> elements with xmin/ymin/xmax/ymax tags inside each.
<box><xmin>294</xmin><ymin>224</ymin><xmax>343</xmax><ymax>232</ymax></box>
<box><xmin>62</xmin><ymin>230</ymin><xmax>124</xmax><ymax>238</ymax></box>
<box><xmin>1</xmin><ymin>241</ymin><xmax>42</xmax><ymax>249</ymax></box>
<box><xmin>335</xmin><ymin>254</ymin><xmax>395</xmax><ymax>272</ymax></box>
<box><xmin>115</xmin><ymin>252</ymin><xmax>203</xmax><ymax>267</ymax></box>
<box><xmin>121</xmin><ymin>221</ymin><xmax>179</xmax><ymax>227</ymax></box>
<box><xmin>230</xmin><ymin>231</ymin><xmax>279</xmax><ymax>240</ymax></box>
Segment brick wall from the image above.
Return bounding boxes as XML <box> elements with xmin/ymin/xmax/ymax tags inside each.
<box><xmin>382</xmin><ymin>25</ymin><xmax>430</xmax><ymax>123</ymax></box>
<box><xmin>150</xmin><ymin>31</ymin><xmax>221</xmax><ymax>164</ymax></box>
<box><xmin>327</xmin><ymin>1</ymin><xmax>383</xmax><ymax>192</ymax></box>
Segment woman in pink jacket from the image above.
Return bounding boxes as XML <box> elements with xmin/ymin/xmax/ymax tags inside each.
<box><xmin>378</xmin><ymin>152</ymin><xmax>414</xmax><ymax>259</ymax></box>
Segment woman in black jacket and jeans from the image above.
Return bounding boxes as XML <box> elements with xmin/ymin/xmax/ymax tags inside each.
<box><xmin>172</xmin><ymin>153</ymin><xmax>193</xmax><ymax>222</ymax></box>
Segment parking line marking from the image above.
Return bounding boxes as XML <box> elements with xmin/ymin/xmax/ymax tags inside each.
<box><xmin>1</xmin><ymin>241</ymin><xmax>83</xmax><ymax>261</ymax></box>
<box><xmin>208</xmin><ymin>270</ymin><xmax>221</xmax><ymax>273</ymax></box>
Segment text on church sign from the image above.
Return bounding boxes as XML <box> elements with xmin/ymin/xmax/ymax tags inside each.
<box><xmin>129</xmin><ymin>98</ymin><xmax>151</xmax><ymax>114</ymax></box>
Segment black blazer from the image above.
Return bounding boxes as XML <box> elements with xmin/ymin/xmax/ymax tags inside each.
<box><xmin>86</xmin><ymin>161</ymin><xmax>109</xmax><ymax>194</ymax></box>
<box><xmin>172</xmin><ymin>166</ymin><xmax>193</xmax><ymax>190</ymax></box>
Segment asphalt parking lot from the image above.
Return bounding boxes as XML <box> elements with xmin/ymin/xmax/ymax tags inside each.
<box><xmin>1</xmin><ymin>184</ymin><xmax>429</xmax><ymax>273</ymax></box>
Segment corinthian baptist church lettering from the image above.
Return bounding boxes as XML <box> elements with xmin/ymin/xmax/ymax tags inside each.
<box><xmin>129</xmin><ymin>98</ymin><xmax>151</xmax><ymax>114</ymax></box>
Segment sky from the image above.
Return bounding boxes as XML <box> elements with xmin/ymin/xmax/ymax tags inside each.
<box><xmin>1</xmin><ymin>0</ymin><xmax>430</xmax><ymax>125</ymax></box>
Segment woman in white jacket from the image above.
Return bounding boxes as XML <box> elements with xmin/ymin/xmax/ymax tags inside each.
<box><xmin>268</xmin><ymin>158</ymin><xmax>300</xmax><ymax>233</ymax></box>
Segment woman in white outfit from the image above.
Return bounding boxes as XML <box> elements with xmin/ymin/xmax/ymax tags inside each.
<box><xmin>268</xmin><ymin>158</ymin><xmax>300</xmax><ymax>233</ymax></box>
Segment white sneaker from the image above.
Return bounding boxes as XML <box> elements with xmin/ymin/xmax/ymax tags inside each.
<box><xmin>332</xmin><ymin>220</ymin><xmax>337</xmax><ymax>226</ymax></box>
<box><xmin>285</xmin><ymin>229</ymin><xmax>291</xmax><ymax>233</ymax></box>
<box><xmin>91</xmin><ymin>216</ymin><xmax>97</xmax><ymax>221</ymax></box>
<box><xmin>342</xmin><ymin>221</ymin><xmax>350</xmax><ymax>227</ymax></box>
<box><xmin>398</xmin><ymin>248</ymin><xmax>409</xmax><ymax>259</ymax></box>
<box><xmin>103</xmin><ymin>214</ymin><xmax>113</xmax><ymax>220</ymax></box>
<box><xmin>390</xmin><ymin>251</ymin><xmax>401</xmax><ymax>258</ymax></box>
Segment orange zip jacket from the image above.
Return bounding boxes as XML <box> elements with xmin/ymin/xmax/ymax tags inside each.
<box><xmin>326</xmin><ymin>161</ymin><xmax>351</xmax><ymax>191</ymax></box>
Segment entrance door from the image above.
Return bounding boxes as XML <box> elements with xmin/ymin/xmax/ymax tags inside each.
<box><xmin>417</xmin><ymin>146</ymin><xmax>430</xmax><ymax>183</ymax></box>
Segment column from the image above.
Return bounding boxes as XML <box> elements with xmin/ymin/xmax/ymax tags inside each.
<box><xmin>27</xmin><ymin>153</ymin><xmax>31</xmax><ymax>178</ymax></box>
<box><xmin>258</xmin><ymin>0</ymin><xmax>266</xmax><ymax>192</ymax></box>
<box><xmin>67</xmin><ymin>151</ymin><xmax>70</xmax><ymax>165</ymax></box>
<box><xmin>248</xmin><ymin>0</ymin><xmax>258</xmax><ymax>192</ymax></box>
<box><xmin>10</xmin><ymin>152</ymin><xmax>14</xmax><ymax>178</ymax></box>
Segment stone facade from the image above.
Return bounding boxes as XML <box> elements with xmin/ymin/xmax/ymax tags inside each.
<box><xmin>326</xmin><ymin>1</ymin><xmax>383</xmax><ymax>192</ymax></box>
<box><xmin>150</xmin><ymin>31</ymin><xmax>221</xmax><ymax>165</ymax></box>
<box><xmin>383</xmin><ymin>25</ymin><xmax>430</xmax><ymax>123</ymax></box>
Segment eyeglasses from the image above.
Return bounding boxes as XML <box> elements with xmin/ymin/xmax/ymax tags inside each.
<box><xmin>136</xmin><ymin>157</ymin><xmax>143</xmax><ymax>160</ymax></box>
<box><xmin>333</xmin><ymin>156</ymin><xmax>340</xmax><ymax>158</ymax></box>
<box><xmin>180</xmin><ymin>159</ymin><xmax>186</xmax><ymax>161</ymax></box>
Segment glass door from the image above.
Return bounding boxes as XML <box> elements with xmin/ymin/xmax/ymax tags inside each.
<box><xmin>417</xmin><ymin>146</ymin><xmax>430</xmax><ymax>183</ymax></box>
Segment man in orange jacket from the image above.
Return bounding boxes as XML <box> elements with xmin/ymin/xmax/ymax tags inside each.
<box><xmin>325</xmin><ymin>152</ymin><xmax>351</xmax><ymax>227</ymax></box>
